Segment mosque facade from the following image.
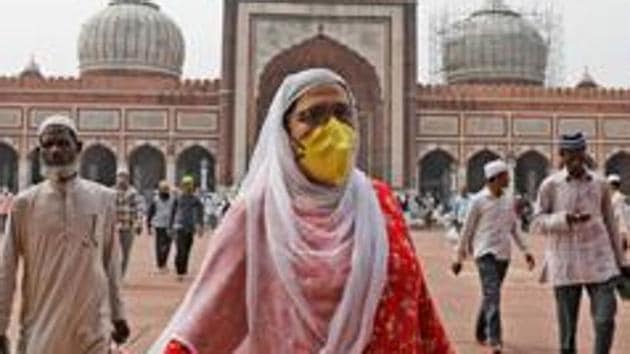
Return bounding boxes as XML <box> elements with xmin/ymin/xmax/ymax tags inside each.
<box><xmin>1</xmin><ymin>0</ymin><xmax>629</xmax><ymax>201</ymax></box>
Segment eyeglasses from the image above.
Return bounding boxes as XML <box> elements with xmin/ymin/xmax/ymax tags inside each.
<box><xmin>293</xmin><ymin>103</ymin><xmax>355</xmax><ymax>127</ymax></box>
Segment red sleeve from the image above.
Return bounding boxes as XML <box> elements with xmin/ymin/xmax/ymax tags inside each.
<box><xmin>367</xmin><ymin>180</ymin><xmax>455</xmax><ymax>354</ymax></box>
<box><xmin>164</xmin><ymin>340</ymin><xmax>192</xmax><ymax>354</ymax></box>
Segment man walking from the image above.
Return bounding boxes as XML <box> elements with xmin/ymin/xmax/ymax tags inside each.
<box><xmin>452</xmin><ymin>159</ymin><xmax>535</xmax><ymax>354</ymax></box>
<box><xmin>0</xmin><ymin>115</ymin><xmax>129</xmax><ymax>354</ymax></box>
<box><xmin>533</xmin><ymin>132</ymin><xmax>629</xmax><ymax>354</ymax></box>
<box><xmin>147</xmin><ymin>180</ymin><xmax>176</xmax><ymax>273</ymax></box>
<box><xmin>115</xmin><ymin>168</ymin><xmax>142</xmax><ymax>277</ymax></box>
<box><xmin>170</xmin><ymin>176</ymin><xmax>204</xmax><ymax>281</ymax></box>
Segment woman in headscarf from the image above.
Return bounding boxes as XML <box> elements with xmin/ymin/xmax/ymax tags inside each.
<box><xmin>151</xmin><ymin>68</ymin><xmax>453</xmax><ymax>354</ymax></box>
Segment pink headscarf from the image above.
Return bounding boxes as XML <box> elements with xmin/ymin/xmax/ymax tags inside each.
<box><xmin>150</xmin><ymin>69</ymin><xmax>389</xmax><ymax>354</ymax></box>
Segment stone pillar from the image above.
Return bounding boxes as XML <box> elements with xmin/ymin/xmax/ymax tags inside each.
<box><xmin>508</xmin><ymin>160</ymin><xmax>516</xmax><ymax>197</ymax></box>
<box><xmin>458</xmin><ymin>165</ymin><xmax>467</xmax><ymax>191</ymax></box>
<box><xmin>18</xmin><ymin>154</ymin><xmax>29</xmax><ymax>191</ymax></box>
<box><xmin>117</xmin><ymin>150</ymin><xmax>128</xmax><ymax>186</ymax></box>
<box><xmin>167</xmin><ymin>156</ymin><xmax>176</xmax><ymax>186</ymax></box>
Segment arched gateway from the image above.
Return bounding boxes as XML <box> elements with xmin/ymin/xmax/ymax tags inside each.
<box><xmin>255</xmin><ymin>35</ymin><xmax>384</xmax><ymax>178</ymax></box>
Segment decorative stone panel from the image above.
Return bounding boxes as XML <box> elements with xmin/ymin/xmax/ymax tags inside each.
<box><xmin>126</xmin><ymin>109</ymin><xmax>168</xmax><ymax>131</ymax></box>
<box><xmin>0</xmin><ymin>108</ymin><xmax>22</xmax><ymax>128</ymax></box>
<box><xmin>465</xmin><ymin>114</ymin><xmax>506</xmax><ymax>136</ymax></box>
<box><xmin>558</xmin><ymin>118</ymin><xmax>596</xmax><ymax>137</ymax></box>
<box><xmin>78</xmin><ymin>109</ymin><xmax>121</xmax><ymax>130</ymax></box>
<box><xmin>417</xmin><ymin>114</ymin><xmax>459</xmax><ymax>136</ymax></box>
<box><xmin>513</xmin><ymin>117</ymin><xmax>552</xmax><ymax>137</ymax></box>
<box><xmin>176</xmin><ymin>111</ymin><xmax>219</xmax><ymax>133</ymax></box>
<box><xmin>603</xmin><ymin>118</ymin><xmax>630</xmax><ymax>138</ymax></box>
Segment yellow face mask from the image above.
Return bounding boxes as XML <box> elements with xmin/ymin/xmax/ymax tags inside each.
<box><xmin>297</xmin><ymin>117</ymin><xmax>357</xmax><ymax>186</ymax></box>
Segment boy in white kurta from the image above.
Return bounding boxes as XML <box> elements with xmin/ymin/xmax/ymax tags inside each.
<box><xmin>452</xmin><ymin>160</ymin><xmax>535</xmax><ymax>354</ymax></box>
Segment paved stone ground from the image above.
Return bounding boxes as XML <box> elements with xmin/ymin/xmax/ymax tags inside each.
<box><xmin>415</xmin><ymin>229</ymin><xmax>630</xmax><ymax>354</ymax></box>
<box><xmin>5</xmin><ymin>229</ymin><xmax>630</xmax><ymax>353</ymax></box>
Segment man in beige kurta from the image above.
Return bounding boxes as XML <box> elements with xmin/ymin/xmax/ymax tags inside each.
<box><xmin>0</xmin><ymin>115</ymin><xmax>128</xmax><ymax>354</ymax></box>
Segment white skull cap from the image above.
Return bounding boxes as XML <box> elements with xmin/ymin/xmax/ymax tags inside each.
<box><xmin>484</xmin><ymin>159</ymin><xmax>508</xmax><ymax>179</ymax></box>
<box><xmin>607</xmin><ymin>174</ymin><xmax>621</xmax><ymax>184</ymax></box>
<box><xmin>37</xmin><ymin>115</ymin><xmax>77</xmax><ymax>136</ymax></box>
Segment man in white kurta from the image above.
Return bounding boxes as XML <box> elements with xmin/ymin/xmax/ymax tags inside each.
<box><xmin>0</xmin><ymin>115</ymin><xmax>128</xmax><ymax>354</ymax></box>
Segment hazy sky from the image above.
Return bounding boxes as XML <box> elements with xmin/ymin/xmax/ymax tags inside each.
<box><xmin>0</xmin><ymin>0</ymin><xmax>628</xmax><ymax>87</ymax></box>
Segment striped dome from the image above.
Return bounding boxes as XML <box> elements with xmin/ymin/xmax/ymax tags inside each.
<box><xmin>78</xmin><ymin>0</ymin><xmax>185</xmax><ymax>77</ymax></box>
<box><xmin>442</xmin><ymin>0</ymin><xmax>548</xmax><ymax>85</ymax></box>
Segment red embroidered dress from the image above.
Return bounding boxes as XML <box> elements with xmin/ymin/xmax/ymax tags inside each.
<box><xmin>164</xmin><ymin>181</ymin><xmax>454</xmax><ymax>354</ymax></box>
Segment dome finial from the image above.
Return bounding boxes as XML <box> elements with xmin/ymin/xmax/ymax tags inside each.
<box><xmin>576</xmin><ymin>66</ymin><xmax>598</xmax><ymax>88</ymax></box>
<box><xmin>20</xmin><ymin>54</ymin><xmax>43</xmax><ymax>78</ymax></box>
<box><xmin>484</xmin><ymin>0</ymin><xmax>511</xmax><ymax>11</ymax></box>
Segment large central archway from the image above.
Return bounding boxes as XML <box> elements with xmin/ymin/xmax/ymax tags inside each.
<box><xmin>0</xmin><ymin>143</ymin><xmax>18</xmax><ymax>192</ymax></box>
<box><xmin>255</xmin><ymin>34</ymin><xmax>384</xmax><ymax>177</ymax></box>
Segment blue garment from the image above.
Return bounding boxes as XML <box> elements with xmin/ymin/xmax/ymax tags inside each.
<box><xmin>452</xmin><ymin>194</ymin><xmax>471</xmax><ymax>223</ymax></box>
<box><xmin>171</xmin><ymin>194</ymin><xmax>204</xmax><ymax>234</ymax></box>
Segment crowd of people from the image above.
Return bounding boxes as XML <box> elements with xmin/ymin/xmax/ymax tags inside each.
<box><xmin>0</xmin><ymin>68</ymin><xmax>628</xmax><ymax>354</ymax></box>
<box><xmin>114</xmin><ymin>170</ymin><xmax>234</xmax><ymax>282</ymax></box>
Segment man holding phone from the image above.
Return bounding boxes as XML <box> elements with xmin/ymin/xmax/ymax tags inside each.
<box><xmin>533</xmin><ymin>132</ymin><xmax>629</xmax><ymax>354</ymax></box>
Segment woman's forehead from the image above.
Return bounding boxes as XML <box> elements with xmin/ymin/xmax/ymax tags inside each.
<box><xmin>294</xmin><ymin>83</ymin><xmax>349</xmax><ymax>110</ymax></box>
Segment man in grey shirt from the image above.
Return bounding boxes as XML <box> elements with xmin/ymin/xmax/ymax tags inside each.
<box><xmin>533</xmin><ymin>132</ymin><xmax>630</xmax><ymax>354</ymax></box>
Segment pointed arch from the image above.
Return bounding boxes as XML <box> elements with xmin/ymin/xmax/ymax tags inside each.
<box><xmin>129</xmin><ymin>144</ymin><xmax>166</xmax><ymax>201</ymax></box>
<box><xmin>256</xmin><ymin>34</ymin><xmax>383</xmax><ymax>177</ymax></box>
<box><xmin>27</xmin><ymin>149</ymin><xmax>43</xmax><ymax>186</ymax></box>
<box><xmin>515</xmin><ymin>150</ymin><xmax>550</xmax><ymax>200</ymax></box>
<box><xmin>605</xmin><ymin>151</ymin><xmax>630</xmax><ymax>194</ymax></box>
<box><xmin>418</xmin><ymin>149</ymin><xmax>456</xmax><ymax>204</ymax></box>
<box><xmin>467</xmin><ymin>149</ymin><xmax>501</xmax><ymax>193</ymax></box>
<box><xmin>0</xmin><ymin>143</ymin><xmax>18</xmax><ymax>192</ymax></box>
<box><xmin>176</xmin><ymin>145</ymin><xmax>216</xmax><ymax>192</ymax></box>
<box><xmin>80</xmin><ymin>144</ymin><xmax>117</xmax><ymax>187</ymax></box>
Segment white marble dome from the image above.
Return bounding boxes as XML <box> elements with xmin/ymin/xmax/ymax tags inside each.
<box><xmin>78</xmin><ymin>0</ymin><xmax>185</xmax><ymax>77</ymax></box>
<box><xmin>442</xmin><ymin>0</ymin><xmax>548</xmax><ymax>85</ymax></box>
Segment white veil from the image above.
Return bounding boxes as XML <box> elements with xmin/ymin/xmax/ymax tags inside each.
<box><xmin>149</xmin><ymin>68</ymin><xmax>389</xmax><ymax>354</ymax></box>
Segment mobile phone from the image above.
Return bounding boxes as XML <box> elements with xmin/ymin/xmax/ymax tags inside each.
<box><xmin>577</xmin><ymin>213</ymin><xmax>591</xmax><ymax>222</ymax></box>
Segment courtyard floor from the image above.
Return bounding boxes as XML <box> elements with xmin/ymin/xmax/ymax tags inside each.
<box><xmin>5</xmin><ymin>228</ymin><xmax>630</xmax><ymax>353</ymax></box>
